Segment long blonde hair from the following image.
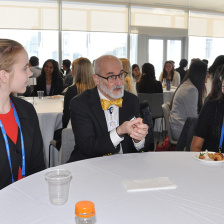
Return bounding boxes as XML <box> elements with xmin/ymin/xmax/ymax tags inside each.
<box><xmin>119</xmin><ymin>58</ymin><xmax>137</xmax><ymax>95</ymax></box>
<box><xmin>72</xmin><ymin>57</ymin><xmax>95</xmax><ymax>94</ymax></box>
<box><xmin>0</xmin><ymin>39</ymin><xmax>24</xmax><ymax>73</ymax></box>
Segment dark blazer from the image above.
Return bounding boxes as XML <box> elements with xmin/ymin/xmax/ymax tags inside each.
<box><xmin>62</xmin><ymin>84</ymin><xmax>78</xmax><ymax>128</ymax></box>
<box><xmin>0</xmin><ymin>95</ymin><xmax>45</xmax><ymax>190</ymax></box>
<box><xmin>34</xmin><ymin>73</ymin><xmax>64</xmax><ymax>96</ymax></box>
<box><xmin>68</xmin><ymin>87</ymin><xmax>150</xmax><ymax>162</ymax></box>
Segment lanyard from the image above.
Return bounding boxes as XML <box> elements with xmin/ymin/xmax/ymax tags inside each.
<box><xmin>0</xmin><ymin>100</ymin><xmax>25</xmax><ymax>183</ymax></box>
<box><xmin>218</xmin><ymin>117</ymin><xmax>224</xmax><ymax>152</ymax></box>
<box><xmin>108</xmin><ymin>106</ymin><xmax>114</xmax><ymax>120</ymax></box>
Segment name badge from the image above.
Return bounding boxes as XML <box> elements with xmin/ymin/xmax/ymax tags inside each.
<box><xmin>108</xmin><ymin>120</ymin><xmax>117</xmax><ymax>131</ymax></box>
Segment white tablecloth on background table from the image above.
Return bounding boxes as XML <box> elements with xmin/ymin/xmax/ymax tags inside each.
<box><xmin>0</xmin><ymin>152</ymin><xmax>223</xmax><ymax>224</ymax></box>
<box><xmin>154</xmin><ymin>88</ymin><xmax>176</xmax><ymax>132</ymax></box>
<box><xmin>25</xmin><ymin>97</ymin><xmax>64</xmax><ymax>167</ymax></box>
<box><xmin>163</xmin><ymin>88</ymin><xmax>176</xmax><ymax>103</ymax></box>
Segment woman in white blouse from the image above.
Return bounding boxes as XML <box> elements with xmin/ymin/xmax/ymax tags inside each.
<box><xmin>159</xmin><ymin>61</ymin><xmax>180</xmax><ymax>87</ymax></box>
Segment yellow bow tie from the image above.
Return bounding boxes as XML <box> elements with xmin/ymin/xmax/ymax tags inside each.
<box><xmin>101</xmin><ymin>98</ymin><xmax>123</xmax><ymax>110</ymax></box>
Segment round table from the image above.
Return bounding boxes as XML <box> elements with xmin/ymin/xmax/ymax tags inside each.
<box><xmin>25</xmin><ymin>96</ymin><xmax>64</xmax><ymax>167</ymax></box>
<box><xmin>0</xmin><ymin>152</ymin><xmax>223</xmax><ymax>224</ymax></box>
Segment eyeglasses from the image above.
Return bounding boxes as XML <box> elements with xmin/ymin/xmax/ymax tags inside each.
<box><xmin>96</xmin><ymin>71</ymin><xmax>128</xmax><ymax>83</ymax></box>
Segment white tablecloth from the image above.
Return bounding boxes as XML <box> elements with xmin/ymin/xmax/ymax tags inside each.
<box><xmin>25</xmin><ymin>97</ymin><xmax>64</xmax><ymax>167</ymax></box>
<box><xmin>0</xmin><ymin>152</ymin><xmax>223</xmax><ymax>224</ymax></box>
<box><xmin>163</xmin><ymin>88</ymin><xmax>176</xmax><ymax>103</ymax></box>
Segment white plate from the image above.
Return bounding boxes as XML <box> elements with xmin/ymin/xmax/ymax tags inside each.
<box><xmin>46</xmin><ymin>95</ymin><xmax>64</xmax><ymax>99</ymax></box>
<box><xmin>192</xmin><ymin>151</ymin><xmax>224</xmax><ymax>164</ymax></box>
<box><xmin>17</xmin><ymin>96</ymin><xmax>25</xmax><ymax>99</ymax></box>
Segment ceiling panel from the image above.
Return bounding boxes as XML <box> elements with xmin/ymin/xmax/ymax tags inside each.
<box><xmin>96</xmin><ymin>0</ymin><xmax>224</xmax><ymax>13</ymax></box>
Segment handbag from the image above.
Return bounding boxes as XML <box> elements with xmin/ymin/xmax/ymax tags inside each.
<box><xmin>155</xmin><ymin>135</ymin><xmax>176</xmax><ymax>151</ymax></box>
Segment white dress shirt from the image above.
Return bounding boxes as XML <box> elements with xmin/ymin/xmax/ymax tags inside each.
<box><xmin>97</xmin><ymin>89</ymin><xmax>145</xmax><ymax>153</ymax></box>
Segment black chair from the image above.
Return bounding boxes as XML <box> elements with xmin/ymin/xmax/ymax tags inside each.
<box><xmin>138</xmin><ymin>93</ymin><xmax>164</xmax><ymax>119</ymax></box>
<box><xmin>176</xmin><ymin>117</ymin><xmax>198</xmax><ymax>151</ymax></box>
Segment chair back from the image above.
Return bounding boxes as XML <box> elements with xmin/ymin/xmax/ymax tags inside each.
<box><xmin>161</xmin><ymin>102</ymin><xmax>177</xmax><ymax>145</ymax></box>
<box><xmin>176</xmin><ymin>117</ymin><xmax>198</xmax><ymax>151</ymax></box>
<box><xmin>138</xmin><ymin>93</ymin><xmax>164</xmax><ymax>119</ymax></box>
<box><xmin>58</xmin><ymin>128</ymin><xmax>75</xmax><ymax>165</ymax></box>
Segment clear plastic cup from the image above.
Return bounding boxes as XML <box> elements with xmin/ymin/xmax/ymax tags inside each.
<box><xmin>45</xmin><ymin>169</ymin><xmax>72</xmax><ymax>205</ymax></box>
<box><xmin>37</xmin><ymin>91</ymin><xmax>44</xmax><ymax>99</ymax></box>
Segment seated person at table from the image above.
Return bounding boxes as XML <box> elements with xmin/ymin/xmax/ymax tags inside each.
<box><xmin>159</xmin><ymin>61</ymin><xmax>180</xmax><ymax>87</ymax></box>
<box><xmin>137</xmin><ymin>63</ymin><xmax>162</xmax><ymax>93</ymax></box>
<box><xmin>191</xmin><ymin>65</ymin><xmax>224</xmax><ymax>152</ymax></box>
<box><xmin>120</xmin><ymin>58</ymin><xmax>137</xmax><ymax>95</ymax></box>
<box><xmin>53</xmin><ymin>57</ymin><xmax>95</xmax><ymax>150</ymax></box>
<box><xmin>132</xmin><ymin>64</ymin><xmax>141</xmax><ymax>83</ymax></box>
<box><xmin>63</xmin><ymin>59</ymin><xmax>73</xmax><ymax>88</ymax></box>
<box><xmin>34</xmin><ymin>59</ymin><xmax>64</xmax><ymax>96</ymax></box>
<box><xmin>169</xmin><ymin>60</ymin><xmax>207</xmax><ymax>141</ymax></box>
<box><xmin>63</xmin><ymin>57</ymin><xmax>95</xmax><ymax>129</ymax></box>
<box><xmin>175</xmin><ymin>59</ymin><xmax>188</xmax><ymax>81</ymax></box>
<box><xmin>67</xmin><ymin>55</ymin><xmax>149</xmax><ymax>162</ymax></box>
<box><xmin>0</xmin><ymin>39</ymin><xmax>45</xmax><ymax>190</ymax></box>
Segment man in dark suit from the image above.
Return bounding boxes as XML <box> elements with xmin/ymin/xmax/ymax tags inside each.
<box><xmin>68</xmin><ymin>55</ymin><xmax>149</xmax><ymax>162</ymax></box>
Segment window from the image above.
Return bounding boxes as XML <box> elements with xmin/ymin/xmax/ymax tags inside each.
<box><xmin>0</xmin><ymin>29</ymin><xmax>58</xmax><ymax>67</ymax></box>
<box><xmin>189</xmin><ymin>36</ymin><xmax>224</xmax><ymax>66</ymax></box>
<box><xmin>62</xmin><ymin>31</ymin><xmax>128</xmax><ymax>62</ymax></box>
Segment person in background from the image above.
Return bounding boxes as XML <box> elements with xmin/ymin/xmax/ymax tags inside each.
<box><xmin>34</xmin><ymin>59</ymin><xmax>64</xmax><ymax>96</ymax></box>
<box><xmin>132</xmin><ymin>64</ymin><xmax>141</xmax><ymax>83</ymax></box>
<box><xmin>137</xmin><ymin>63</ymin><xmax>162</xmax><ymax>94</ymax></box>
<box><xmin>202</xmin><ymin>59</ymin><xmax>208</xmax><ymax>65</ymax></box>
<box><xmin>169</xmin><ymin>60</ymin><xmax>175</xmax><ymax>69</ymax></box>
<box><xmin>191</xmin><ymin>65</ymin><xmax>224</xmax><ymax>152</ymax></box>
<box><xmin>63</xmin><ymin>59</ymin><xmax>73</xmax><ymax>88</ymax></box>
<box><xmin>0</xmin><ymin>39</ymin><xmax>45</xmax><ymax>190</ymax></box>
<box><xmin>62</xmin><ymin>57</ymin><xmax>95</xmax><ymax>128</ymax></box>
<box><xmin>175</xmin><ymin>59</ymin><xmax>188</xmax><ymax>81</ymax></box>
<box><xmin>67</xmin><ymin>55</ymin><xmax>149</xmax><ymax>162</ymax></box>
<box><xmin>159</xmin><ymin>61</ymin><xmax>180</xmax><ymax>87</ymax></box>
<box><xmin>120</xmin><ymin>58</ymin><xmax>137</xmax><ymax>95</ymax></box>
<box><xmin>205</xmin><ymin>64</ymin><xmax>224</xmax><ymax>104</ymax></box>
<box><xmin>53</xmin><ymin>57</ymin><xmax>95</xmax><ymax>150</ymax></box>
<box><xmin>206</xmin><ymin>55</ymin><xmax>224</xmax><ymax>96</ymax></box>
<box><xmin>29</xmin><ymin>56</ymin><xmax>41</xmax><ymax>78</ymax></box>
<box><xmin>170</xmin><ymin>60</ymin><xmax>207</xmax><ymax>141</ymax></box>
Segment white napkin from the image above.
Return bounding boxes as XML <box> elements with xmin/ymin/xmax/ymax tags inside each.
<box><xmin>123</xmin><ymin>177</ymin><xmax>177</xmax><ymax>192</ymax></box>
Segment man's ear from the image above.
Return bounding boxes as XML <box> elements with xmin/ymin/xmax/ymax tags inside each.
<box><xmin>0</xmin><ymin>70</ymin><xmax>9</xmax><ymax>84</ymax></box>
<box><xmin>93</xmin><ymin>74</ymin><xmax>99</xmax><ymax>86</ymax></box>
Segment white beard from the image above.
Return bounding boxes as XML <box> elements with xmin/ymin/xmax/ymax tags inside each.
<box><xmin>99</xmin><ymin>78</ymin><xmax>124</xmax><ymax>99</ymax></box>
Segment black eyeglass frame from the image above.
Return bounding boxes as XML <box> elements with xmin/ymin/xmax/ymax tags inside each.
<box><xmin>96</xmin><ymin>70</ymin><xmax>128</xmax><ymax>83</ymax></box>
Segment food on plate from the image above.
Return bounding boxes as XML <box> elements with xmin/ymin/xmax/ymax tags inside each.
<box><xmin>198</xmin><ymin>150</ymin><xmax>223</xmax><ymax>161</ymax></box>
<box><xmin>212</xmin><ymin>153</ymin><xmax>224</xmax><ymax>161</ymax></box>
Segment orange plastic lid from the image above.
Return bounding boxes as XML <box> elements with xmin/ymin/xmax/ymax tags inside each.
<box><xmin>75</xmin><ymin>201</ymin><xmax>95</xmax><ymax>218</ymax></box>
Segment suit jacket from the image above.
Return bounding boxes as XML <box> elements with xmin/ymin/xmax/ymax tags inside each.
<box><xmin>0</xmin><ymin>95</ymin><xmax>45</xmax><ymax>190</ymax></box>
<box><xmin>68</xmin><ymin>87</ymin><xmax>149</xmax><ymax>162</ymax></box>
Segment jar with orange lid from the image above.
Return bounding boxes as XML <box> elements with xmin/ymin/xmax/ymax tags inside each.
<box><xmin>75</xmin><ymin>201</ymin><xmax>96</xmax><ymax>224</ymax></box>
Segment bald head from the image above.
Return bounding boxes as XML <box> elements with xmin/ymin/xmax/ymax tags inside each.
<box><xmin>94</xmin><ymin>55</ymin><xmax>123</xmax><ymax>75</ymax></box>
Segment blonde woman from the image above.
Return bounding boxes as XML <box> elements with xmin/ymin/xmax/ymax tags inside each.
<box><xmin>120</xmin><ymin>58</ymin><xmax>137</xmax><ymax>95</ymax></box>
<box><xmin>0</xmin><ymin>39</ymin><xmax>45</xmax><ymax>189</ymax></box>
<box><xmin>62</xmin><ymin>57</ymin><xmax>95</xmax><ymax>128</ymax></box>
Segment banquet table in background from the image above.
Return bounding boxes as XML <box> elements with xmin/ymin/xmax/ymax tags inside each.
<box><xmin>163</xmin><ymin>88</ymin><xmax>176</xmax><ymax>103</ymax></box>
<box><xmin>24</xmin><ymin>96</ymin><xmax>64</xmax><ymax>167</ymax></box>
<box><xmin>0</xmin><ymin>152</ymin><xmax>224</xmax><ymax>224</ymax></box>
